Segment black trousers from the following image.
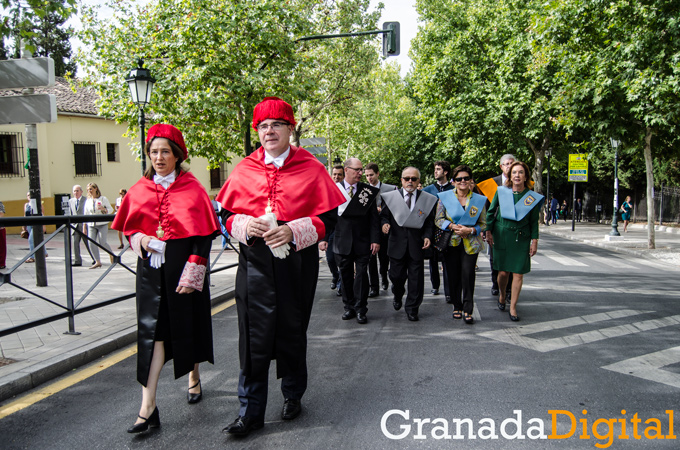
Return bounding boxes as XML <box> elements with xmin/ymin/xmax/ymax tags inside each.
<box><xmin>368</xmin><ymin>233</ymin><xmax>389</xmax><ymax>289</ymax></box>
<box><xmin>429</xmin><ymin>250</ymin><xmax>450</xmax><ymax>295</ymax></box>
<box><xmin>325</xmin><ymin>232</ymin><xmax>339</xmax><ymax>283</ymax></box>
<box><xmin>238</xmin><ymin>364</ymin><xmax>307</xmax><ymax>420</ymax></box>
<box><xmin>389</xmin><ymin>253</ymin><xmax>424</xmax><ymax>315</ymax></box>
<box><xmin>444</xmin><ymin>245</ymin><xmax>479</xmax><ymax>314</ymax></box>
<box><xmin>336</xmin><ymin>252</ymin><xmax>371</xmax><ymax>314</ymax></box>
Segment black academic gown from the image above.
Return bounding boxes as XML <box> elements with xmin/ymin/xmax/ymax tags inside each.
<box><xmin>136</xmin><ymin>236</ymin><xmax>214</xmax><ymax>386</ymax></box>
<box><xmin>222</xmin><ymin>210</ymin><xmax>337</xmax><ymax>379</ymax></box>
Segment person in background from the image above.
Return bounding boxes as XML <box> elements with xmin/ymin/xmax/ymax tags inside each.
<box><xmin>550</xmin><ymin>195</ymin><xmax>559</xmax><ymax>225</ymax></box>
<box><xmin>319</xmin><ymin>165</ymin><xmax>345</xmax><ymax>295</ymax></box>
<box><xmin>621</xmin><ymin>196</ymin><xmax>633</xmax><ymax>232</ymax></box>
<box><xmin>84</xmin><ymin>183</ymin><xmax>114</xmax><ymax>269</ymax></box>
<box><xmin>112</xmin><ymin>123</ymin><xmax>219</xmax><ymax>434</ymax></box>
<box><xmin>68</xmin><ymin>185</ymin><xmax>92</xmax><ymax>267</ymax></box>
<box><xmin>486</xmin><ymin>161</ymin><xmax>543</xmax><ymax>322</ymax></box>
<box><xmin>561</xmin><ymin>199</ymin><xmax>569</xmax><ymax>221</ymax></box>
<box><xmin>423</xmin><ymin>160</ymin><xmax>454</xmax><ymax>302</ymax></box>
<box><xmin>0</xmin><ymin>201</ymin><xmax>6</xmax><ymax>270</ymax></box>
<box><xmin>575</xmin><ymin>198</ymin><xmax>583</xmax><ymax>222</ymax></box>
<box><xmin>23</xmin><ymin>192</ymin><xmax>47</xmax><ymax>262</ymax></box>
<box><xmin>115</xmin><ymin>189</ymin><xmax>128</xmax><ymax>249</ymax></box>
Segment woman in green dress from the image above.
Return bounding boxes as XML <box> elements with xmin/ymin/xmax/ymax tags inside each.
<box><xmin>620</xmin><ymin>196</ymin><xmax>632</xmax><ymax>232</ymax></box>
<box><xmin>485</xmin><ymin>161</ymin><xmax>543</xmax><ymax>321</ymax></box>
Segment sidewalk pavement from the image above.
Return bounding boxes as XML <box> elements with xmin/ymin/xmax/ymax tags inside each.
<box><xmin>0</xmin><ymin>230</ymin><xmax>238</xmax><ymax>403</ymax></box>
<box><xmin>1</xmin><ymin>221</ymin><xmax>679</xmax><ymax>403</ymax></box>
<box><xmin>540</xmin><ymin>220</ymin><xmax>680</xmax><ymax>267</ymax></box>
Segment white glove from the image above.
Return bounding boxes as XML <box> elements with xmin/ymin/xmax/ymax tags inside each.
<box><xmin>258</xmin><ymin>212</ymin><xmax>290</xmax><ymax>259</ymax></box>
<box><xmin>147</xmin><ymin>239</ymin><xmax>167</xmax><ymax>268</ymax></box>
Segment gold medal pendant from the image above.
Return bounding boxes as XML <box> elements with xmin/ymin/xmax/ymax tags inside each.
<box><xmin>156</xmin><ymin>223</ymin><xmax>165</xmax><ymax>239</ymax></box>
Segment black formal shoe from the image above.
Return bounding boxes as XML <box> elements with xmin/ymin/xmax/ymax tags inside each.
<box><xmin>330</xmin><ymin>281</ymin><xmax>337</xmax><ymax>290</ymax></box>
<box><xmin>356</xmin><ymin>313</ymin><xmax>367</xmax><ymax>324</ymax></box>
<box><xmin>430</xmin><ymin>289</ymin><xmax>439</xmax><ymax>295</ymax></box>
<box><xmin>393</xmin><ymin>298</ymin><xmax>402</xmax><ymax>311</ymax></box>
<box><xmin>71</xmin><ymin>262</ymin><xmax>82</xmax><ymax>267</ymax></box>
<box><xmin>222</xmin><ymin>416</ymin><xmax>264</xmax><ymax>436</ymax></box>
<box><xmin>368</xmin><ymin>288</ymin><xmax>379</xmax><ymax>298</ymax></box>
<box><xmin>491</xmin><ymin>288</ymin><xmax>500</xmax><ymax>296</ymax></box>
<box><xmin>509</xmin><ymin>311</ymin><xmax>520</xmax><ymax>322</ymax></box>
<box><xmin>342</xmin><ymin>310</ymin><xmax>356</xmax><ymax>320</ymax></box>
<box><xmin>127</xmin><ymin>407</ymin><xmax>160</xmax><ymax>433</ymax></box>
<box><xmin>187</xmin><ymin>380</ymin><xmax>202</xmax><ymax>404</ymax></box>
<box><xmin>498</xmin><ymin>300</ymin><xmax>506</xmax><ymax>311</ymax></box>
<box><xmin>382</xmin><ymin>280</ymin><xmax>389</xmax><ymax>290</ymax></box>
<box><xmin>407</xmin><ymin>313</ymin><xmax>419</xmax><ymax>322</ymax></box>
<box><xmin>281</xmin><ymin>399</ymin><xmax>302</xmax><ymax>420</ymax></box>
<box><xmin>445</xmin><ymin>296</ymin><xmax>453</xmax><ymax>304</ymax></box>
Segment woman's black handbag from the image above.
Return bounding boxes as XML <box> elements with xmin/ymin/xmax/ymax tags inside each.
<box><xmin>433</xmin><ymin>227</ymin><xmax>453</xmax><ymax>252</ymax></box>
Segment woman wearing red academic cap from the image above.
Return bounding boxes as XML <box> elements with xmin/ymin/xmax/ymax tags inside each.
<box><xmin>112</xmin><ymin>124</ymin><xmax>220</xmax><ymax>434</ymax></box>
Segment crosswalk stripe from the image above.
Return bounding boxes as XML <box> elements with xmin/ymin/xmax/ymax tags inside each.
<box><xmin>540</xmin><ymin>250</ymin><xmax>588</xmax><ymax>266</ymax></box>
<box><xmin>477</xmin><ymin>310</ymin><xmax>680</xmax><ymax>352</ymax></box>
<box><xmin>573</xmin><ymin>252</ymin><xmax>635</xmax><ymax>269</ymax></box>
<box><xmin>602</xmin><ymin>346</ymin><xmax>680</xmax><ymax>389</ymax></box>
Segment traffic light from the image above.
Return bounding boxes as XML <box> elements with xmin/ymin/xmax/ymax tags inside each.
<box><xmin>382</xmin><ymin>22</ymin><xmax>400</xmax><ymax>57</ymax></box>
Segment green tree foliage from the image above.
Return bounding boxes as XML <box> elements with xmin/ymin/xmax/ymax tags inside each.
<box><xmin>1</xmin><ymin>0</ymin><xmax>76</xmax><ymax>56</ymax></box>
<box><xmin>409</xmin><ymin>0</ymin><xmax>560</xmax><ymax>192</ymax></box>
<box><xmin>23</xmin><ymin>12</ymin><xmax>76</xmax><ymax>76</ymax></box>
<box><xmin>532</xmin><ymin>0</ymin><xmax>680</xmax><ymax>246</ymax></box>
<box><xmin>77</xmin><ymin>0</ymin><xmax>382</xmax><ymax>167</ymax></box>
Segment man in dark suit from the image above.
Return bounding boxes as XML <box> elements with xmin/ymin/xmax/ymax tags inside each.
<box><xmin>332</xmin><ymin>158</ymin><xmax>380</xmax><ymax>324</ymax></box>
<box><xmin>67</xmin><ymin>185</ymin><xmax>92</xmax><ymax>267</ymax></box>
<box><xmin>364</xmin><ymin>162</ymin><xmax>396</xmax><ymax>296</ymax></box>
<box><xmin>381</xmin><ymin>167</ymin><xmax>437</xmax><ymax>321</ymax></box>
<box><xmin>487</xmin><ymin>154</ymin><xmax>515</xmax><ymax>296</ymax></box>
<box><xmin>319</xmin><ymin>165</ymin><xmax>345</xmax><ymax>293</ymax></box>
<box><xmin>422</xmin><ymin>160</ymin><xmax>453</xmax><ymax>302</ymax></box>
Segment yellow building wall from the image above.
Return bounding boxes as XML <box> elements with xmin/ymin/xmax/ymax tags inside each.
<box><xmin>1</xmin><ymin>114</ymin><xmax>240</xmax><ymax>234</ymax></box>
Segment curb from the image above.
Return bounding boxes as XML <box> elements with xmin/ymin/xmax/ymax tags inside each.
<box><xmin>0</xmin><ymin>288</ymin><xmax>235</xmax><ymax>403</ymax></box>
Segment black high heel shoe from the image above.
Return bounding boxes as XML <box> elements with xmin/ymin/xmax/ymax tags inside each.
<box><xmin>508</xmin><ymin>311</ymin><xmax>519</xmax><ymax>322</ymax></box>
<box><xmin>187</xmin><ymin>380</ymin><xmax>202</xmax><ymax>404</ymax></box>
<box><xmin>127</xmin><ymin>407</ymin><xmax>160</xmax><ymax>433</ymax></box>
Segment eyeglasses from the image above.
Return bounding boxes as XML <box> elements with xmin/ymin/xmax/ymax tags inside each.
<box><xmin>454</xmin><ymin>176</ymin><xmax>471</xmax><ymax>182</ymax></box>
<box><xmin>402</xmin><ymin>177</ymin><xmax>419</xmax><ymax>182</ymax></box>
<box><xmin>347</xmin><ymin>167</ymin><xmax>364</xmax><ymax>172</ymax></box>
<box><xmin>257</xmin><ymin>121</ymin><xmax>289</xmax><ymax>132</ymax></box>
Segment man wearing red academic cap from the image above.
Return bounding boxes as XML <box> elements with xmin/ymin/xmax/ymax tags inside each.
<box><xmin>217</xmin><ymin>97</ymin><xmax>345</xmax><ymax>437</ymax></box>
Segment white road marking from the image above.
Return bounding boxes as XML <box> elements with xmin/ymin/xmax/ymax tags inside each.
<box><xmin>477</xmin><ymin>310</ymin><xmax>680</xmax><ymax>352</ymax></box>
<box><xmin>603</xmin><ymin>346</ymin><xmax>680</xmax><ymax>389</ymax></box>
<box><xmin>540</xmin><ymin>250</ymin><xmax>588</xmax><ymax>266</ymax></box>
<box><xmin>574</xmin><ymin>252</ymin><xmax>635</xmax><ymax>269</ymax></box>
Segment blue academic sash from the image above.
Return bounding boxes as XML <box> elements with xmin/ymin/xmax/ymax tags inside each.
<box><xmin>497</xmin><ymin>187</ymin><xmax>544</xmax><ymax>221</ymax></box>
<box><xmin>438</xmin><ymin>191</ymin><xmax>487</xmax><ymax>226</ymax></box>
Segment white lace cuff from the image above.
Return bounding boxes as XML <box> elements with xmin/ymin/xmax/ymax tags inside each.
<box><xmin>130</xmin><ymin>233</ymin><xmax>148</xmax><ymax>259</ymax></box>
<box><xmin>231</xmin><ymin>214</ymin><xmax>252</xmax><ymax>244</ymax></box>
<box><xmin>286</xmin><ymin>217</ymin><xmax>318</xmax><ymax>251</ymax></box>
<box><xmin>178</xmin><ymin>257</ymin><xmax>207</xmax><ymax>291</ymax></box>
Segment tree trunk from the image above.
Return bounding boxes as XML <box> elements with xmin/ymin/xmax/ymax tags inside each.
<box><xmin>643</xmin><ymin>127</ymin><xmax>655</xmax><ymax>249</ymax></box>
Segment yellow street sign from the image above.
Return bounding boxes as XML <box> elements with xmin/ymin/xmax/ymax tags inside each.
<box><xmin>568</xmin><ymin>153</ymin><xmax>588</xmax><ymax>182</ymax></box>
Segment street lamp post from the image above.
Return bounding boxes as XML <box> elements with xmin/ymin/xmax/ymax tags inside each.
<box><xmin>610</xmin><ymin>138</ymin><xmax>621</xmax><ymax>236</ymax></box>
<box><xmin>546</xmin><ymin>147</ymin><xmax>552</xmax><ymax>225</ymax></box>
<box><xmin>126</xmin><ymin>58</ymin><xmax>156</xmax><ymax>175</ymax></box>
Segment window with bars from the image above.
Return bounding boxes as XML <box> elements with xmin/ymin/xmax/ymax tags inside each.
<box><xmin>106</xmin><ymin>143</ymin><xmax>119</xmax><ymax>162</ymax></box>
<box><xmin>0</xmin><ymin>131</ymin><xmax>25</xmax><ymax>178</ymax></box>
<box><xmin>73</xmin><ymin>141</ymin><xmax>101</xmax><ymax>176</ymax></box>
<box><xmin>210</xmin><ymin>162</ymin><xmax>228</xmax><ymax>190</ymax></box>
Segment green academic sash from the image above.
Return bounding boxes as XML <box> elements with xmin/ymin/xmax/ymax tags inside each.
<box><xmin>438</xmin><ymin>190</ymin><xmax>486</xmax><ymax>226</ymax></box>
<box><xmin>497</xmin><ymin>187</ymin><xmax>544</xmax><ymax>221</ymax></box>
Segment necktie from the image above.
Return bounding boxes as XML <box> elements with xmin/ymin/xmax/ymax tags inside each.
<box><xmin>75</xmin><ymin>198</ymin><xmax>79</xmax><ymax>211</ymax></box>
<box><xmin>348</xmin><ymin>185</ymin><xmax>354</xmax><ymax>198</ymax></box>
<box><xmin>406</xmin><ymin>192</ymin><xmax>412</xmax><ymax>209</ymax></box>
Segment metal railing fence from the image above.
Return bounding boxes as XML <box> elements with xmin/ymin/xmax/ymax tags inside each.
<box><xmin>0</xmin><ymin>215</ymin><xmax>238</xmax><ymax>338</ymax></box>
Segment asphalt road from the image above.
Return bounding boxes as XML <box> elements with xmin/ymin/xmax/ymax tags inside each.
<box><xmin>1</xmin><ymin>234</ymin><xmax>679</xmax><ymax>449</ymax></box>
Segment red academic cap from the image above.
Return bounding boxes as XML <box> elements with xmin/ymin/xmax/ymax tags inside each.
<box><xmin>252</xmin><ymin>97</ymin><xmax>297</xmax><ymax>130</ymax></box>
<box><xmin>146</xmin><ymin>124</ymin><xmax>188</xmax><ymax>160</ymax></box>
